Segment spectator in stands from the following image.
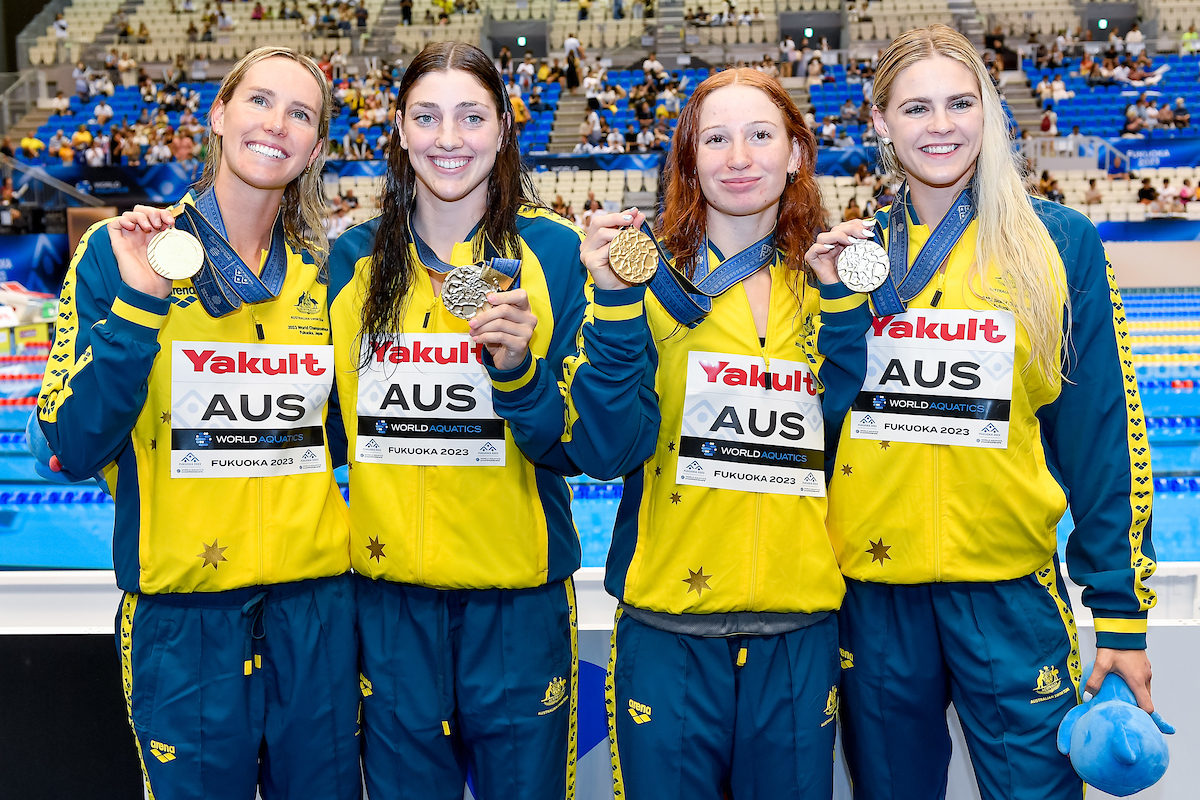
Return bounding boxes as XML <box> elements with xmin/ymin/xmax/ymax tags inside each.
<box><xmin>565</xmin><ymin>52</ymin><xmax>581</xmax><ymax>95</ymax></box>
<box><xmin>170</xmin><ymin>130</ymin><xmax>196</xmax><ymax>162</ymax></box>
<box><xmin>70</xmin><ymin>124</ymin><xmax>92</xmax><ymax>150</ymax></box>
<box><xmin>779</xmin><ymin>35</ymin><xmax>796</xmax><ymax>78</ymax></box>
<box><xmin>187</xmin><ymin>20</ymin><xmax>200</xmax><ymax>41</ymax></box>
<box><xmin>805</xmin><ymin>57</ymin><xmax>824</xmax><ymax>88</ymax></box>
<box><xmin>564</xmin><ymin>32</ymin><xmax>583</xmax><ymax>63</ymax></box>
<box><xmin>1158</xmin><ymin>102</ymin><xmax>1175</xmax><ymax>128</ymax></box>
<box><xmin>252</xmin><ymin>2</ymin><xmax>265</xmax><ymax>20</ymax></box>
<box><xmin>840</xmin><ymin>97</ymin><xmax>859</xmax><ymax>125</ymax></box>
<box><xmin>344</xmin><ymin>129</ymin><xmax>371</xmax><ymax>160</ymax></box>
<box><xmin>73</xmin><ymin>62</ymin><xmax>90</xmax><ymax>101</ymax></box>
<box><xmin>1037</xmin><ymin>170</ymin><xmax>1053</xmax><ymax>196</ymax></box>
<box><xmin>1179</xmin><ymin>179</ymin><xmax>1194</xmax><ymax>204</ymax></box>
<box><xmin>551</xmin><ymin>194</ymin><xmax>573</xmax><ymax>219</ymax></box>
<box><xmin>636</xmin><ymin>99</ymin><xmax>654</xmax><ymax>130</ymax></box>
<box><xmin>201</xmin><ymin>22</ymin><xmax>214</xmax><ymax>41</ymax></box>
<box><xmin>19</xmin><ymin>130</ymin><xmax>44</xmax><ymax>160</ymax></box>
<box><xmin>1050</xmin><ymin>74</ymin><xmax>1073</xmax><ymax>101</ymax></box>
<box><xmin>1045</xmin><ymin>180</ymin><xmax>1065</xmax><ymax>204</ymax></box>
<box><xmin>1084</xmin><ymin>178</ymin><xmax>1103</xmax><ymax>205</ymax></box>
<box><xmin>325</xmin><ymin>205</ymin><xmax>353</xmax><ymax>239</ymax></box>
<box><xmin>1183</xmin><ymin>24</ymin><xmax>1199</xmax><ymax>56</ymax></box>
<box><xmin>145</xmin><ymin>131</ymin><xmax>172</xmax><ymax>164</ymax></box>
<box><xmin>1137</xmin><ymin>177</ymin><xmax>1158</xmax><ymax>205</ymax></box>
<box><xmin>400</xmin><ymin>0</ymin><xmax>412</xmax><ymax>24</ymax></box>
<box><xmin>1175</xmin><ymin>97</ymin><xmax>1190</xmax><ymax>128</ymax></box>
<box><xmin>1076</xmin><ymin>51</ymin><xmax>1095</xmax><ymax>77</ymax></box>
<box><xmin>635</xmin><ymin>125</ymin><xmax>654</xmax><ymax>152</ymax></box>
<box><xmin>516</xmin><ymin>53</ymin><xmax>536</xmax><ymax>92</ymax></box>
<box><xmin>51</xmin><ymin>91</ymin><xmax>70</xmax><ymax>116</ymax></box>
<box><xmin>853</xmin><ymin>162</ymin><xmax>872</xmax><ymax>186</ymax></box>
<box><xmin>843</xmin><ymin>197</ymin><xmax>862</xmax><ymax>221</ymax></box>
<box><xmin>47</xmin><ymin>128</ymin><xmax>68</xmax><ymax>155</ymax></box>
<box><xmin>1039</xmin><ymin>103</ymin><xmax>1057</xmax><ymax>136</ymax></box>
<box><xmin>0</xmin><ymin>135</ymin><xmax>12</xmax><ymax>159</ymax></box>
<box><xmin>607</xmin><ymin>125</ymin><xmax>627</xmax><ymax>153</ymax></box>
<box><xmin>1121</xmin><ymin>106</ymin><xmax>1145</xmax><ymax>138</ymax></box>
<box><xmin>511</xmin><ymin>92</ymin><xmax>530</xmax><ymax>134</ymax></box>
<box><xmin>137</xmin><ymin>22</ymin><xmax>151</xmax><ymax>43</ymax></box>
<box><xmin>191</xmin><ymin>54</ymin><xmax>209</xmax><ymax>82</ymax></box>
<box><xmin>857</xmin><ymin>98</ymin><xmax>871</xmax><ymax>126</ymax></box>
<box><xmin>1125</xmin><ymin>22</ymin><xmax>1145</xmax><ymax>57</ymax></box>
<box><xmin>819</xmin><ymin>116</ymin><xmax>837</xmax><ymax>146</ymax></box>
<box><xmin>1035</xmin><ymin>75</ymin><xmax>1053</xmax><ymax>103</ymax></box>
<box><xmin>92</xmin><ymin>97</ymin><xmax>114</xmax><ymax>126</ymax></box>
<box><xmin>85</xmin><ymin>138</ymin><xmax>107</xmax><ymax>168</ymax></box>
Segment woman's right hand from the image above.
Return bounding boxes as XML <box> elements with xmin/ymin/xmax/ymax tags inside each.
<box><xmin>106</xmin><ymin>204</ymin><xmax>177</xmax><ymax>299</ymax></box>
<box><xmin>580</xmin><ymin>207</ymin><xmax>647</xmax><ymax>292</ymax></box>
<box><xmin>804</xmin><ymin>216</ymin><xmax>878</xmax><ymax>287</ymax></box>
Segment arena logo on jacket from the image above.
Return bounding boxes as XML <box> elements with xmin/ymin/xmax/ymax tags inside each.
<box><xmin>170</xmin><ymin>342</ymin><xmax>334</xmax><ymax>477</ymax></box>
<box><xmin>850</xmin><ymin>309</ymin><xmax>1015</xmax><ymax>448</ymax></box>
<box><xmin>676</xmin><ymin>351</ymin><xmax>825</xmax><ymax>497</ymax></box>
<box><xmin>354</xmin><ymin>333</ymin><xmax>505</xmax><ymax>467</ymax></box>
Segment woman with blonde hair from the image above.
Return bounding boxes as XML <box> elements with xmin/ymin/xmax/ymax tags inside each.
<box><xmin>35</xmin><ymin>47</ymin><xmax>358</xmax><ymax>798</ymax></box>
<box><xmin>565</xmin><ymin>67</ymin><xmax>872</xmax><ymax>799</ymax></box>
<box><xmin>815</xmin><ymin>24</ymin><xmax>1158</xmax><ymax>799</ymax></box>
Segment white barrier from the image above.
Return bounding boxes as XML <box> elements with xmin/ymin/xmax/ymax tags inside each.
<box><xmin>2</xmin><ymin>569</ymin><xmax>1197</xmax><ymax>799</ymax></box>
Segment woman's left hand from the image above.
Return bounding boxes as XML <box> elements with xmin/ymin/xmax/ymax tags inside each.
<box><xmin>469</xmin><ymin>288</ymin><xmax>538</xmax><ymax>371</ymax></box>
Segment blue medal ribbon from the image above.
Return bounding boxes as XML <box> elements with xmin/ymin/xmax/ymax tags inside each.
<box><xmin>173</xmin><ymin>187</ymin><xmax>290</xmax><ymax>318</ymax></box>
<box><xmin>409</xmin><ymin>214</ymin><xmax>522</xmax><ymax>286</ymax></box>
<box><xmin>870</xmin><ymin>181</ymin><xmax>976</xmax><ymax>317</ymax></box>
<box><xmin>641</xmin><ymin>221</ymin><xmax>777</xmax><ymax>328</ymax></box>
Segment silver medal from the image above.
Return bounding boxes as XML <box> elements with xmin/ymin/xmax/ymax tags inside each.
<box><xmin>836</xmin><ymin>239</ymin><xmax>890</xmax><ymax>294</ymax></box>
<box><xmin>147</xmin><ymin>227</ymin><xmax>204</xmax><ymax>281</ymax></box>
<box><xmin>441</xmin><ymin>264</ymin><xmax>500</xmax><ymax>320</ymax></box>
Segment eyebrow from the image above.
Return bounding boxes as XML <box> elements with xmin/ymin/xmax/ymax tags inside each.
<box><xmin>698</xmin><ymin>118</ymin><xmax>778</xmax><ymax>134</ymax></box>
<box><xmin>410</xmin><ymin>100</ymin><xmax>486</xmax><ymax>110</ymax></box>
<box><xmin>896</xmin><ymin>92</ymin><xmax>979</xmax><ymax>105</ymax></box>
<box><xmin>246</xmin><ymin>86</ymin><xmax>318</xmax><ymax>116</ymax></box>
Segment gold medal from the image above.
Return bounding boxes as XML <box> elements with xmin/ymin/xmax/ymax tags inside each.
<box><xmin>147</xmin><ymin>206</ymin><xmax>204</xmax><ymax>281</ymax></box>
<box><xmin>147</xmin><ymin>228</ymin><xmax>204</xmax><ymax>281</ymax></box>
<box><xmin>608</xmin><ymin>227</ymin><xmax>658</xmax><ymax>284</ymax></box>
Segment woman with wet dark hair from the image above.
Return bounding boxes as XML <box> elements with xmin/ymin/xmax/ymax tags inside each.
<box><xmin>326</xmin><ymin>41</ymin><xmax>589</xmax><ymax>799</ymax></box>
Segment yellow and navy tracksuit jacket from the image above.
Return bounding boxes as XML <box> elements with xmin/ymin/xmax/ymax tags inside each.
<box><xmin>37</xmin><ymin>209</ymin><xmax>350</xmax><ymax>595</ymax></box>
<box><xmin>327</xmin><ymin>208</ymin><xmax>587</xmax><ymax>589</ymax></box>
<box><xmin>562</xmin><ymin>248</ymin><xmax>872</xmax><ymax>616</ymax></box>
<box><xmin>827</xmin><ymin>196</ymin><xmax>1156</xmax><ymax>649</ymax></box>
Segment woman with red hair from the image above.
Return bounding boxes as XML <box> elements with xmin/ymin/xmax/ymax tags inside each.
<box><xmin>561</xmin><ymin>68</ymin><xmax>872</xmax><ymax>798</ymax></box>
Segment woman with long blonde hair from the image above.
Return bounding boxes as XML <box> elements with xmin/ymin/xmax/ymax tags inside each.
<box><xmin>809</xmin><ymin>24</ymin><xmax>1158</xmax><ymax>799</ymax></box>
<box><xmin>35</xmin><ymin>47</ymin><xmax>359</xmax><ymax>798</ymax></box>
<box><xmin>564</xmin><ymin>67</ymin><xmax>872</xmax><ymax>799</ymax></box>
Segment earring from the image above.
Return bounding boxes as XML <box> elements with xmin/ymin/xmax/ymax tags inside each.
<box><xmin>787</xmin><ymin>171</ymin><xmax>798</xmax><ymax>184</ymax></box>
<box><xmin>881</xmin><ymin>137</ymin><xmax>891</xmax><ymax>145</ymax></box>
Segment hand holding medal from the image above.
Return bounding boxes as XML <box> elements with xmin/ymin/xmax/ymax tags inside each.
<box><xmin>580</xmin><ymin>207</ymin><xmax>650</xmax><ymax>291</ymax></box>
<box><xmin>805</xmin><ymin>217</ymin><xmax>883</xmax><ymax>291</ymax></box>
<box><xmin>107</xmin><ymin>203</ymin><xmax>195</xmax><ymax>299</ymax></box>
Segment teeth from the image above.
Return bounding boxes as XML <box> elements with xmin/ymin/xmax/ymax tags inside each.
<box><xmin>922</xmin><ymin>144</ymin><xmax>957</xmax><ymax>154</ymax></box>
<box><xmin>247</xmin><ymin>142</ymin><xmax>286</xmax><ymax>159</ymax></box>
<box><xmin>431</xmin><ymin>157</ymin><xmax>469</xmax><ymax>169</ymax></box>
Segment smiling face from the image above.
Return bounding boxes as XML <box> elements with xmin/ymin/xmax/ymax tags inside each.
<box><xmin>694</xmin><ymin>84</ymin><xmax>800</xmax><ymax>223</ymax></box>
<box><xmin>398</xmin><ymin>68</ymin><xmax>504</xmax><ymax>213</ymax></box>
<box><xmin>210</xmin><ymin>56</ymin><xmax>324</xmax><ymax>192</ymax></box>
<box><xmin>873</xmin><ymin>54</ymin><xmax>983</xmax><ymax>198</ymax></box>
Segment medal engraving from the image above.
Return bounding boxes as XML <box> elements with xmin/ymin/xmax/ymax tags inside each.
<box><xmin>609</xmin><ymin>227</ymin><xmax>658</xmax><ymax>284</ymax></box>
<box><xmin>836</xmin><ymin>239</ymin><xmax>890</xmax><ymax>293</ymax></box>
<box><xmin>147</xmin><ymin>227</ymin><xmax>205</xmax><ymax>281</ymax></box>
<box><xmin>441</xmin><ymin>264</ymin><xmax>499</xmax><ymax>320</ymax></box>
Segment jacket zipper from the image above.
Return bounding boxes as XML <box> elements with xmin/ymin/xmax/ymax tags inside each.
<box><xmin>748</xmin><ymin>491</ymin><xmax>762</xmax><ymax>607</ymax></box>
<box><xmin>415</xmin><ymin>299</ymin><xmax>437</xmax><ymax>583</ymax></box>
<box><xmin>252</xmin><ymin>311</ymin><xmax>264</xmax><ymax>582</ymax></box>
<box><xmin>932</xmin><ymin>446</ymin><xmax>940</xmax><ymax>581</ymax></box>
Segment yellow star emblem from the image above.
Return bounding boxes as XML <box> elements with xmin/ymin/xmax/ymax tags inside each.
<box><xmin>160</xmin><ymin>411</ymin><xmax>171</xmax><ymax>424</ymax></box>
<box><xmin>366</xmin><ymin>536</ymin><xmax>386</xmax><ymax>562</ymax></box>
<box><xmin>198</xmin><ymin>539</ymin><xmax>228</xmax><ymax>569</ymax></box>
<box><xmin>667</xmin><ymin>440</ymin><xmax>676</xmax><ymax>452</ymax></box>
<box><xmin>669</xmin><ymin>491</ymin><xmax>682</xmax><ymax>505</ymax></box>
<box><xmin>879</xmin><ymin>441</ymin><xmax>891</xmax><ymax>450</ymax></box>
<box><xmin>682</xmin><ymin>567</ymin><xmax>711</xmax><ymax>596</ymax></box>
<box><xmin>841</xmin><ymin>464</ymin><xmax>853</xmax><ymax>476</ymax></box>
<box><xmin>867</xmin><ymin>538</ymin><xmax>891</xmax><ymax>565</ymax></box>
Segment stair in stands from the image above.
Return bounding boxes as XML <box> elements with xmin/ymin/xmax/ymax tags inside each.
<box><xmin>549</xmin><ymin>93</ymin><xmax>590</xmax><ymax>153</ymax></box>
<box><xmin>654</xmin><ymin>0</ymin><xmax>686</xmax><ymax>57</ymax></box>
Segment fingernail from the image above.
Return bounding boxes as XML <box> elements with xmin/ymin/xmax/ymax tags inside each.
<box><xmin>622</xmin><ymin>214</ymin><xmax>632</xmax><ymax>221</ymax></box>
<box><xmin>822</xmin><ymin>243</ymin><xmax>835</xmax><ymax>250</ymax></box>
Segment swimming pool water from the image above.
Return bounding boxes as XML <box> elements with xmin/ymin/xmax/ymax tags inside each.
<box><xmin>2</xmin><ymin>289</ymin><xmax>1198</xmax><ymax>571</ymax></box>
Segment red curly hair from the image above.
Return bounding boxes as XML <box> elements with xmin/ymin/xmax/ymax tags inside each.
<box><xmin>659</xmin><ymin>68</ymin><xmax>823</xmax><ymax>284</ymax></box>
